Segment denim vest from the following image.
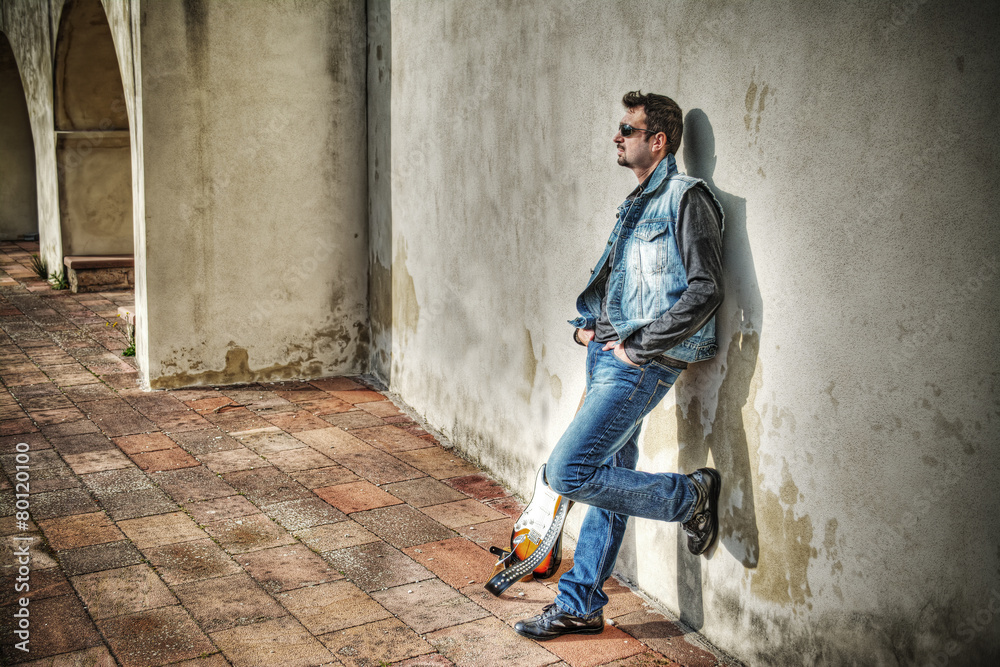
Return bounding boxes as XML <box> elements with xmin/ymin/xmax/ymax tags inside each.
<box><xmin>569</xmin><ymin>154</ymin><xmax>725</xmax><ymax>363</ymax></box>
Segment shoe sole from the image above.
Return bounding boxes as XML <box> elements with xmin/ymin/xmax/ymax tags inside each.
<box><xmin>689</xmin><ymin>468</ymin><xmax>721</xmax><ymax>556</ymax></box>
<box><xmin>514</xmin><ymin>625</ymin><xmax>605</xmax><ymax>641</ymax></box>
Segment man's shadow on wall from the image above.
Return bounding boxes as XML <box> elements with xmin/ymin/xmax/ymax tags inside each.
<box><xmin>672</xmin><ymin>108</ymin><xmax>762</xmax><ymax>630</ymax></box>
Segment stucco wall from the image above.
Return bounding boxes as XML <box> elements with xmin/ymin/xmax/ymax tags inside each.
<box><xmin>137</xmin><ymin>0</ymin><xmax>369</xmax><ymax>388</ymax></box>
<box><xmin>382</xmin><ymin>1</ymin><xmax>1000</xmax><ymax>664</ymax></box>
<box><xmin>0</xmin><ymin>0</ymin><xmax>62</xmax><ymax>270</ymax></box>
<box><xmin>0</xmin><ymin>31</ymin><xmax>37</xmax><ymax>240</ymax></box>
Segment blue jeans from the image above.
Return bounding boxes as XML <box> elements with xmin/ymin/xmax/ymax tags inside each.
<box><xmin>546</xmin><ymin>341</ymin><xmax>697</xmax><ymax>618</ymax></box>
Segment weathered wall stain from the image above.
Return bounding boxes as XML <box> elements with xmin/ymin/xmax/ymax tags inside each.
<box><xmin>749</xmin><ymin>460</ymin><xmax>815</xmax><ymax>606</ymax></box>
<box><xmin>392</xmin><ymin>239</ymin><xmax>419</xmax><ymax>340</ymax></box>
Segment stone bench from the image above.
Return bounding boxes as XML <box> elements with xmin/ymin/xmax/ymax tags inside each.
<box><xmin>63</xmin><ymin>255</ymin><xmax>134</xmax><ymax>293</ymax></box>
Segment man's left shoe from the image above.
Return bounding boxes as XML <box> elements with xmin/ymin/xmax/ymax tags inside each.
<box><xmin>683</xmin><ymin>468</ymin><xmax>721</xmax><ymax>555</ymax></box>
<box><xmin>514</xmin><ymin>604</ymin><xmax>605</xmax><ymax>641</ymax></box>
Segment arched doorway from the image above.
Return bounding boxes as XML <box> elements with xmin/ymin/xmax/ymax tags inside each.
<box><xmin>0</xmin><ymin>31</ymin><xmax>39</xmax><ymax>241</ymax></box>
<box><xmin>53</xmin><ymin>0</ymin><xmax>133</xmax><ymax>258</ymax></box>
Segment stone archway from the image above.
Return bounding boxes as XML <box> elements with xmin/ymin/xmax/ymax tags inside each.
<box><xmin>0</xmin><ymin>32</ymin><xmax>38</xmax><ymax>241</ymax></box>
<box><xmin>53</xmin><ymin>0</ymin><xmax>133</xmax><ymax>259</ymax></box>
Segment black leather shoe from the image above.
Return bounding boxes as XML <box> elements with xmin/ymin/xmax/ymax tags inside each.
<box><xmin>514</xmin><ymin>604</ymin><xmax>604</xmax><ymax>641</ymax></box>
<box><xmin>683</xmin><ymin>468</ymin><xmax>721</xmax><ymax>555</ymax></box>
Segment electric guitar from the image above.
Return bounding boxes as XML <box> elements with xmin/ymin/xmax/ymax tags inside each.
<box><xmin>485</xmin><ymin>465</ymin><xmax>571</xmax><ymax>597</ymax></box>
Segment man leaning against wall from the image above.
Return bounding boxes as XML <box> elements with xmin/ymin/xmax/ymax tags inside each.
<box><xmin>515</xmin><ymin>91</ymin><xmax>726</xmax><ymax>641</ymax></box>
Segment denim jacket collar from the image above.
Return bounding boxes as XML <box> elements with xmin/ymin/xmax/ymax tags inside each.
<box><xmin>626</xmin><ymin>153</ymin><xmax>679</xmax><ymax>203</ymax></box>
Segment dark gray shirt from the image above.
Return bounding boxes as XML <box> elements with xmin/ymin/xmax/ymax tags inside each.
<box><xmin>591</xmin><ymin>182</ymin><xmax>724</xmax><ymax>366</ymax></box>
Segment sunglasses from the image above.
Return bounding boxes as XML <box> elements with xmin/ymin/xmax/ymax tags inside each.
<box><xmin>619</xmin><ymin>124</ymin><xmax>657</xmax><ymax>137</ymax></box>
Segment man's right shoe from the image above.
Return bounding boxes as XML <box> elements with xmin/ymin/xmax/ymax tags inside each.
<box><xmin>514</xmin><ymin>604</ymin><xmax>605</xmax><ymax>641</ymax></box>
<box><xmin>683</xmin><ymin>467</ymin><xmax>721</xmax><ymax>556</ymax></box>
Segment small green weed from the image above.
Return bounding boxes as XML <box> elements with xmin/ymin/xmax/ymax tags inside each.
<box><xmin>48</xmin><ymin>269</ymin><xmax>68</xmax><ymax>290</ymax></box>
<box><xmin>30</xmin><ymin>253</ymin><xmax>47</xmax><ymax>280</ymax></box>
<box><xmin>107</xmin><ymin>313</ymin><xmax>136</xmax><ymax>357</ymax></box>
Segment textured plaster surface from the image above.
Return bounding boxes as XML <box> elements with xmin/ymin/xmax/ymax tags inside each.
<box><xmin>0</xmin><ymin>32</ymin><xmax>38</xmax><ymax>240</ymax></box>
<box><xmin>382</xmin><ymin>1</ymin><xmax>1000</xmax><ymax>665</ymax></box>
<box><xmin>138</xmin><ymin>0</ymin><xmax>369</xmax><ymax>389</ymax></box>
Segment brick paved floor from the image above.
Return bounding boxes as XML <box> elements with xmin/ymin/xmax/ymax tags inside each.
<box><xmin>0</xmin><ymin>241</ymin><xmax>733</xmax><ymax>667</ymax></box>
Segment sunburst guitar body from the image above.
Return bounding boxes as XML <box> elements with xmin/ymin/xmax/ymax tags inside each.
<box><xmin>485</xmin><ymin>465</ymin><xmax>571</xmax><ymax>597</ymax></box>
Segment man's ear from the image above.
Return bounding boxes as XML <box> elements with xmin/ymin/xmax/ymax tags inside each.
<box><xmin>653</xmin><ymin>131</ymin><xmax>669</xmax><ymax>155</ymax></box>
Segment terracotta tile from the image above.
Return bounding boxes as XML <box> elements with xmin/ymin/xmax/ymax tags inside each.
<box><xmin>384</xmin><ymin>477</ymin><xmax>468</xmax><ymax>508</ymax></box>
<box><xmin>119</xmin><ymin>512</ymin><xmax>205</xmax><ymax>549</ymax></box>
<box><xmin>71</xmin><ymin>564</ymin><xmax>177</xmax><ymax>620</ymax></box>
<box><xmin>144</xmin><ymin>538</ymin><xmax>242</xmax><ymax>585</ymax></box>
<box><xmin>89</xmin><ymin>410</ymin><xmax>156</xmax><ymax>438</ymax></box>
<box><xmin>265</xmin><ymin>446</ymin><xmax>336</xmax><ymax>472</ymax></box>
<box><xmin>39</xmin><ymin>512</ymin><xmax>124</xmax><ymax>550</ymax></box>
<box><xmin>292</xmin><ymin>426</ymin><xmax>370</xmax><ymax>455</ymax></box>
<box><xmin>592</xmin><ymin>651</ymin><xmax>683</xmax><ymax>667</ymax></box>
<box><xmin>352</xmin><ymin>504</ymin><xmax>455</xmax><ymax>549</ymax></box>
<box><xmin>209</xmin><ymin>616</ymin><xmax>335</xmax><ymax>667</ymax></box>
<box><xmin>273</xmin><ymin>388</ymin><xmax>328</xmax><ymax>403</ymax></box>
<box><xmin>235</xmin><ymin>427</ymin><xmax>305</xmax><ymax>455</ymax></box>
<box><xmin>456</xmin><ymin>517</ymin><xmax>515</xmax><ymax>553</ymax></box>
<box><xmin>460</xmin><ymin>579</ymin><xmax>557</xmax><ymax>625</ymax></box>
<box><xmin>238</xmin><ymin>543</ymin><xmax>342</xmax><ymax>593</ymax></box>
<box><xmin>324</xmin><ymin>541</ymin><xmax>433</xmax><ymax>592</ymax></box>
<box><xmin>165</xmin><ymin>653</ymin><xmax>230</xmax><ymax>667</ymax></box>
<box><xmin>167</xmin><ymin>388</ymin><xmax>225</xmax><ymax>402</ymax></box>
<box><xmin>290</xmin><ymin>465</ymin><xmax>359</xmax><ymax>490</ymax></box>
<box><xmin>329</xmin><ymin>389</ymin><xmax>386</xmax><ymax>404</ymax></box>
<box><xmin>222</xmin><ymin>467</ymin><xmax>312</xmax><ymax>506</ymax></box>
<box><xmin>99</xmin><ymin>487</ymin><xmax>177</xmax><ymax>521</ymax></box>
<box><xmin>57</xmin><ymin>540</ymin><xmax>145</xmax><ymax>576</ymax></box>
<box><xmin>0</xmin><ymin>432</ymin><xmax>50</xmax><ymax>454</ymax></box>
<box><xmin>29</xmin><ymin>488</ymin><xmax>100</xmax><ymax>520</ymax></box>
<box><xmin>186</xmin><ymin>495</ymin><xmax>260</xmax><ymax>524</ymax></box>
<box><xmin>201</xmin><ymin>407</ymin><xmax>272</xmax><ymax>433</ymax></box>
<box><xmin>18</xmin><ymin>392</ymin><xmax>74</xmax><ymax>412</ymax></box>
<box><xmin>296</xmin><ymin>520</ymin><xmax>379</xmax><ymax>552</ymax></box>
<box><xmin>277</xmin><ymin>579</ymin><xmax>391</xmax><ymax>634</ymax></box>
<box><xmin>81</xmin><ymin>467</ymin><xmax>152</xmax><ymax>494</ymax></box>
<box><xmin>445</xmin><ymin>473</ymin><xmax>511</xmax><ymax>501</ymax></box>
<box><xmin>18</xmin><ymin>645</ymin><xmax>117</xmax><ymax>666</ymax></box>
<box><xmin>426</xmin><ymin>616</ymin><xmax>558</xmax><ymax>667</ymax></box>
<box><xmin>537</xmin><ymin>622</ymin><xmax>646</xmax><ymax>667</ymax></box>
<box><xmin>39</xmin><ymin>418</ymin><xmax>100</xmax><ymax>438</ymax></box>
<box><xmin>203</xmin><ymin>513</ymin><xmax>296</xmax><ymax>554</ymax></box>
<box><xmin>315</xmin><ymin>480</ymin><xmax>403</xmax><ymax>514</ymax></box>
<box><xmin>612</xmin><ymin>608</ymin><xmax>721</xmax><ymax>667</ymax></box>
<box><xmin>0</xmin><ymin>415</ymin><xmax>37</xmax><ymax>436</ymax></box>
<box><xmin>403</xmin><ymin>537</ymin><xmax>497</xmax><ymax>589</ymax></box>
<box><xmin>168</xmin><ymin>428</ymin><xmax>242</xmax><ymax>455</ymax></box>
<box><xmin>0</xmin><ymin>566</ymin><xmax>72</xmax><ymax>605</ymax></box>
<box><xmin>371</xmin><ymin>579</ymin><xmax>489</xmax><ymax>634</ymax></box>
<box><xmin>149</xmin><ymin>410</ymin><xmax>213</xmax><ymax>432</ymax></box>
<box><xmin>335</xmin><ymin>446</ymin><xmax>426</xmax><ymax>485</ymax></box>
<box><xmin>321</xmin><ymin>410</ymin><xmax>385</xmax><ymax>430</ymax></box>
<box><xmin>113</xmin><ymin>432</ymin><xmax>177</xmax><ymax>454</ymax></box>
<box><xmin>174</xmin><ymin>573</ymin><xmax>287</xmax><ymax>632</ymax></box>
<box><xmin>151</xmin><ymin>466</ymin><xmax>235</xmax><ymax>503</ymax></box>
<box><xmin>300</xmin><ymin>396</ymin><xmax>354</xmax><ymax>416</ymax></box>
<box><xmin>125</xmin><ymin>392</ymin><xmax>187</xmax><ymax>416</ymax></box>
<box><xmin>98</xmin><ymin>606</ymin><xmax>215</xmax><ymax>667</ymax></box>
<box><xmin>28</xmin><ymin>406</ymin><xmax>85</xmax><ymax>426</ymax></box>
<box><xmin>392</xmin><ymin>654</ymin><xmax>456</xmax><ymax>667</ymax></box>
<box><xmin>319</xmin><ymin>617</ymin><xmax>435</xmax><ymax>667</ymax></box>
<box><xmin>49</xmin><ymin>432</ymin><xmax>115</xmax><ymax>456</ymax></box>
<box><xmin>263</xmin><ymin>497</ymin><xmax>347</xmax><ymax>531</ymax></box>
<box><xmin>485</xmin><ymin>496</ymin><xmax>526</xmax><ymax>518</ymax></box>
<box><xmin>129</xmin><ymin>447</ymin><xmax>200</xmax><ymax>472</ymax></box>
<box><xmin>198</xmin><ymin>447</ymin><xmax>270</xmax><ymax>474</ymax></box>
<box><xmin>397</xmin><ymin>447</ymin><xmax>480</xmax><ymax>480</ymax></box>
<box><xmin>420</xmin><ymin>499</ymin><xmax>508</xmax><ymax>529</ymax></box>
<box><xmin>310</xmin><ymin>377</ymin><xmax>364</xmax><ymax>392</ymax></box>
<box><xmin>63</xmin><ymin>449</ymin><xmax>133</xmax><ymax>474</ymax></box>
<box><xmin>261</xmin><ymin>409</ymin><xmax>330</xmax><ymax>432</ymax></box>
<box><xmin>0</xmin><ymin>595</ymin><xmax>103</xmax><ymax>664</ymax></box>
<box><xmin>186</xmin><ymin>396</ymin><xmax>236</xmax><ymax>413</ymax></box>
<box><xmin>357</xmin><ymin>400</ymin><xmax>404</xmax><ymax>419</ymax></box>
<box><xmin>602</xmin><ymin>577</ymin><xmax>647</xmax><ymax>619</ymax></box>
<box><xmin>351</xmin><ymin>424</ymin><xmax>435</xmax><ymax>453</ymax></box>
<box><xmin>62</xmin><ymin>383</ymin><xmax>116</xmax><ymax>403</ymax></box>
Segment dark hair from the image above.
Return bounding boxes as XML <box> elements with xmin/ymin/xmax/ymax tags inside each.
<box><xmin>622</xmin><ymin>91</ymin><xmax>683</xmax><ymax>154</ymax></box>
